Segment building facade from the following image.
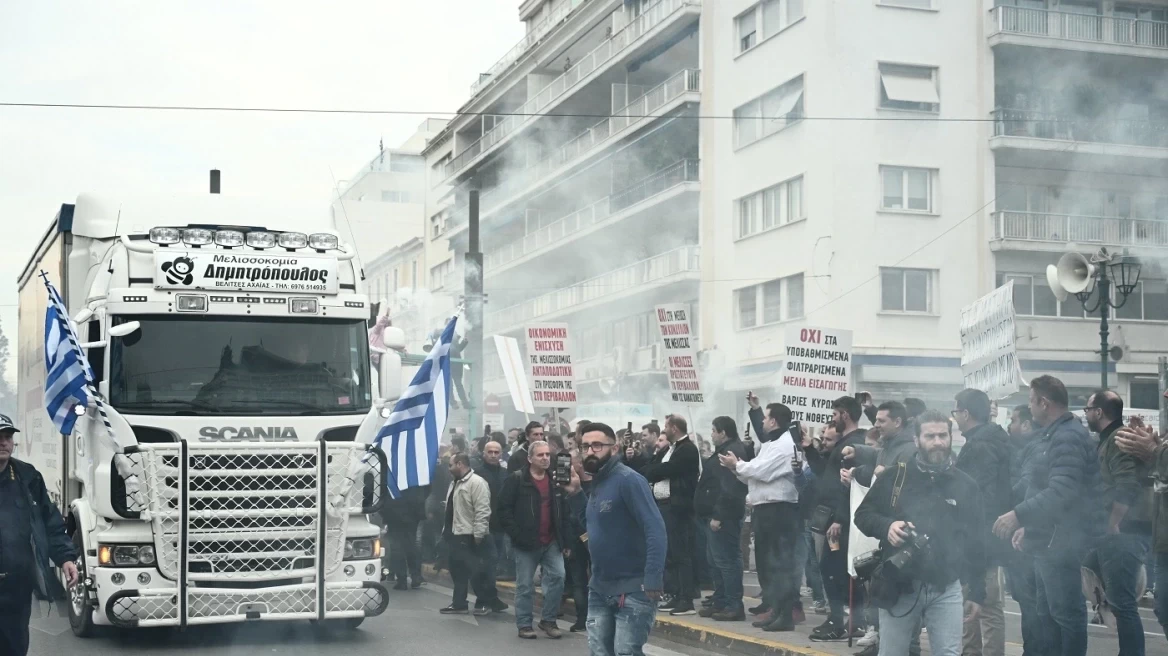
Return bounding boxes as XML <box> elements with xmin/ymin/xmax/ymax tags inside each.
<box><xmin>430</xmin><ymin>0</ymin><xmax>1168</xmax><ymax>420</ymax></box>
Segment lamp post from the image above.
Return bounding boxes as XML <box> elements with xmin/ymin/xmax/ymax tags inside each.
<box><xmin>1072</xmin><ymin>248</ymin><xmax>1142</xmax><ymax>389</ymax></box>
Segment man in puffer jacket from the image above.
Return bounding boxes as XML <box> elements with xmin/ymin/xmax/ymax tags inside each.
<box><xmin>694</xmin><ymin>416</ymin><xmax>749</xmax><ymax>621</ymax></box>
<box><xmin>994</xmin><ymin>376</ymin><xmax>1105</xmax><ymax>656</ymax></box>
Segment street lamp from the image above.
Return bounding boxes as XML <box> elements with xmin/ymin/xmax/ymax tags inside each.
<box><xmin>1047</xmin><ymin>247</ymin><xmax>1142</xmax><ymax>389</ymax></box>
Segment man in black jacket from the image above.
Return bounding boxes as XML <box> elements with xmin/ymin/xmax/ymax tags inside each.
<box><xmin>643</xmin><ymin>415</ymin><xmax>701</xmax><ymax>616</ymax></box>
<box><xmin>696</xmin><ymin>416</ymin><xmax>749</xmax><ymax>621</ymax></box>
<box><xmin>379</xmin><ymin>484</ymin><xmax>428</xmax><ymax>590</ymax></box>
<box><xmin>498</xmin><ymin>441</ymin><xmax>572</xmax><ymax>639</ymax></box>
<box><xmin>508</xmin><ymin>421</ymin><xmax>544</xmax><ymax>474</ymax></box>
<box><xmin>952</xmin><ymin>388</ymin><xmax>1012</xmax><ymax>656</ymax></box>
<box><xmin>474</xmin><ymin>440</ymin><xmax>512</xmax><ymax>595</ymax></box>
<box><xmin>993</xmin><ymin>375</ymin><xmax>1104</xmax><ymax>656</ymax></box>
<box><xmin>854</xmin><ymin>409</ymin><xmax>986</xmax><ymax>656</ymax></box>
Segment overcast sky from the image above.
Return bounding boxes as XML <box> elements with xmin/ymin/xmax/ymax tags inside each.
<box><xmin>0</xmin><ymin>1</ymin><xmax>523</xmax><ymax>383</ymax></box>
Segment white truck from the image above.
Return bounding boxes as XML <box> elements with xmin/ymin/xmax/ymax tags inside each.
<box><xmin>16</xmin><ymin>193</ymin><xmax>403</xmax><ymax>635</ymax></box>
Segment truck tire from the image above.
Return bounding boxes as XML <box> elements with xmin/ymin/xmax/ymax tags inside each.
<box><xmin>68</xmin><ymin>532</ymin><xmax>97</xmax><ymax>638</ymax></box>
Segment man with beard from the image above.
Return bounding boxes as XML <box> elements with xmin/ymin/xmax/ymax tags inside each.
<box><xmin>566</xmin><ymin>422</ymin><xmax>666</xmax><ymax>656</ymax></box>
<box><xmin>854</xmin><ymin>410</ymin><xmax>987</xmax><ymax>656</ymax></box>
<box><xmin>695</xmin><ymin>416</ymin><xmax>749</xmax><ymax>621</ymax></box>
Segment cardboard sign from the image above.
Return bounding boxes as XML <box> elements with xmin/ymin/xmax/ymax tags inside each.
<box><xmin>655</xmin><ymin>304</ymin><xmax>704</xmax><ymax>405</ymax></box>
<box><xmin>524</xmin><ymin>323</ymin><xmax>578</xmax><ymax>407</ymax></box>
<box><xmin>960</xmin><ymin>281</ymin><xmax>1021</xmax><ymax>399</ymax></box>
<box><xmin>780</xmin><ymin>325</ymin><xmax>853</xmax><ymax>425</ymax></box>
<box><xmin>153</xmin><ymin>250</ymin><xmax>339</xmax><ymax>295</ymax></box>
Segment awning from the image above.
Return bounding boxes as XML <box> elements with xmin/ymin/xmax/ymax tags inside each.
<box><xmin>881</xmin><ymin>71</ymin><xmax>939</xmax><ymax>105</ymax></box>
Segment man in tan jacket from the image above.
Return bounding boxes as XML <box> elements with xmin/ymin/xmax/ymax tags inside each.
<box><xmin>440</xmin><ymin>453</ymin><xmax>506</xmax><ymax>615</ymax></box>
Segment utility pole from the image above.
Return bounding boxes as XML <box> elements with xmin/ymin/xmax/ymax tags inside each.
<box><xmin>465</xmin><ymin>190</ymin><xmax>484</xmax><ymax>434</ymax></box>
<box><xmin>210</xmin><ymin>169</ymin><xmax>221</xmax><ymax>194</ymax></box>
<box><xmin>1097</xmin><ymin>266</ymin><xmax>1111</xmax><ymax>389</ymax></box>
<box><xmin>1159</xmin><ymin>356</ymin><xmax>1167</xmax><ymax>436</ymax></box>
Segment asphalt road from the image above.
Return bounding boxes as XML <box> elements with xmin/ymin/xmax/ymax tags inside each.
<box><xmin>26</xmin><ymin>582</ymin><xmax>721</xmax><ymax>656</ymax></box>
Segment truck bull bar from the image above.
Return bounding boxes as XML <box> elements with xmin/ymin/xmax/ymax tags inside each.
<box><xmin>106</xmin><ymin>439</ymin><xmax>389</xmax><ymax>628</ymax></box>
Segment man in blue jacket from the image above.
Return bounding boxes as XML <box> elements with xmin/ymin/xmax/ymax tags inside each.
<box><xmin>567</xmin><ymin>422</ymin><xmax>667</xmax><ymax>656</ymax></box>
<box><xmin>993</xmin><ymin>376</ymin><xmax>1104</xmax><ymax>656</ymax></box>
<box><xmin>0</xmin><ymin>416</ymin><xmax>79</xmax><ymax>656</ymax></box>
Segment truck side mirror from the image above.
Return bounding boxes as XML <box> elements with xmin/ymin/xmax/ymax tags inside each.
<box><xmin>378</xmin><ymin>350</ymin><xmax>402</xmax><ymax>402</ymax></box>
<box><xmin>381</xmin><ymin>326</ymin><xmax>406</xmax><ymax>351</ymax></box>
<box><xmin>108</xmin><ymin>321</ymin><xmax>141</xmax><ymax>338</ymax></box>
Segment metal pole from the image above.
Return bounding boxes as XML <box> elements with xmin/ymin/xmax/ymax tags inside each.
<box><xmin>466</xmin><ymin>190</ymin><xmax>484</xmax><ymax>431</ymax></box>
<box><xmin>1159</xmin><ymin>356</ymin><xmax>1167</xmax><ymax>436</ymax></box>
<box><xmin>1098</xmin><ymin>269</ymin><xmax>1110</xmax><ymax>390</ymax></box>
<box><xmin>209</xmin><ymin>169</ymin><xmax>221</xmax><ymax>194</ymax></box>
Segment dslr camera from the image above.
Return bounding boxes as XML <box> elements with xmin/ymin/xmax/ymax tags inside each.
<box><xmin>884</xmin><ymin>528</ymin><xmax>931</xmax><ymax>577</ymax></box>
<box><xmin>858</xmin><ymin>527</ymin><xmax>933</xmax><ymax>609</ymax></box>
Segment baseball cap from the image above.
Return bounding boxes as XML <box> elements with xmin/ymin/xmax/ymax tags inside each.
<box><xmin>0</xmin><ymin>414</ymin><xmax>20</xmax><ymax>433</ymax></box>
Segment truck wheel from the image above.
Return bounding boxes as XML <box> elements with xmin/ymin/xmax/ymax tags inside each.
<box><xmin>68</xmin><ymin>532</ymin><xmax>97</xmax><ymax>638</ymax></box>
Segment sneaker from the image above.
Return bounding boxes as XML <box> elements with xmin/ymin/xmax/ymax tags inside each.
<box><xmin>763</xmin><ymin>616</ymin><xmax>796</xmax><ymax>632</ymax></box>
<box><xmin>570</xmin><ymin>622</ymin><xmax>587</xmax><ymax>633</ymax></box>
<box><xmin>857</xmin><ymin>628</ymin><xmax>879</xmax><ymax>647</ymax></box>
<box><xmin>812</xmin><ymin>600</ymin><xmax>829</xmax><ymax>615</ymax></box>
<box><xmin>698</xmin><ymin>607</ymin><xmax>719</xmax><ymax>618</ymax></box>
<box><xmin>657</xmin><ymin>595</ymin><xmax>676</xmax><ymax>610</ymax></box>
<box><xmin>713</xmin><ymin>609</ymin><xmax>746</xmax><ymax>622</ymax></box>
<box><xmin>855</xmin><ymin>643</ymin><xmax>880</xmax><ymax>656</ymax></box>
<box><xmin>518</xmin><ymin>627</ymin><xmax>537</xmax><ymax>640</ymax></box>
<box><xmin>748</xmin><ymin>603</ymin><xmax>770</xmax><ymax>615</ymax></box>
<box><xmin>751</xmin><ymin>611</ymin><xmax>775</xmax><ymax>628</ymax></box>
<box><xmin>440</xmin><ymin>605</ymin><xmax>469</xmax><ymax>615</ymax></box>
<box><xmin>489</xmin><ymin>599</ymin><xmax>509</xmax><ymax>613</ymax></box>
<box><xmin>669</xmin><ymin>603</ymin><xmax>697</xmax><ymax>617</ymax></box>
<box><xmin>810</xmin><ymin>620</ymin><xmax>850</xmax><ymax>642</ymax></box>
<box><xmin>473</xmin><ymin>605</ymin><xmax>490</xmax><ymax>617</ymax></box>
<box><xmin>538</xmin><ymin>620</ymin><xmax>563</xmax><ymax>639</ymax></box>
<box><xmin>812</xmin><ymin>619</ymin><xmax>835</xmax><ymax>633</ymax></box>
<box><xmin>701</xmin><ymin>597</ymin><xmax>716</xmax><ymax>608</ymax></box>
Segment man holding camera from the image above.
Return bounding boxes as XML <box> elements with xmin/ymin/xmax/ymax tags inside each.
<box><xmin>854</xmin><ymin>410</ymin><xmax>986</xmax><ymax>656</ymax></box>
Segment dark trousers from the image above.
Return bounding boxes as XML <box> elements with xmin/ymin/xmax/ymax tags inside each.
<box><xmin>1006</xmin><ymin>554</ymin><xmax>1042</xmax><ymax>656</ymax></box>
<box><xmin>819</xmin><ymin>543</ymin><xmax>851</xmax><ymax>624</ymax></box>
<box><xmin>387</xmin><ymin>519</ymin><xmax>422</xmax><ymax>583</ymax></box>
<box><xmin>1035</xmin><ymin>547</ymin><xmax>1088</xmax><ymax>656</ymax></box>
<box><xmin>660</xmin><ymin>501</ymin><xmax>696</xmax><ymax>603</ymax></box>
<box><xmin>1097</xmin><ymin>533</ymin><xmax>1149</xmax><ymax>656</ymax></box>
<box><xmin>565</xmin><ymin>544</ymin><xmax>590</xmax><ymax>625</ymax></box>
<box><xmin>0</xmin><ymin>595</ymin><xmax>31</xmax><ymax>656</ymax></box>
<box><xmin>448</xmin><ymin>535</ymin><xmax>498</xmax><ymax>608</ymax></box>
<box><xmin>753</xmin><ymin>501</ymin><xmax>800</xmax><ymax>616</ymax></box>
<box><xmin>491</xmin><ymin>532</ymin><xmax>511</xmax><ymax>578</ymax></box>
<box><xmin>703</xmin><ymin>517</ymin><xmax>745</xmax><ymax>613</ymax></box>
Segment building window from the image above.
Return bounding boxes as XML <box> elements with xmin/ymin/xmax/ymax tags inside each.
<box><xmin>878</xmin><ymin>0</ymin><xmax>933</xmax><ymax>9</ymax></box>
<box><xmin>880</xmin><ymin>166</ymin><xmax>935</xmax><ymax>213</ymax></box>
<box><xmin>737</xmin><ymin>0</ymin><xmax>804</xmax><ymax>54</ymax></box>
<box><xmin>430</xmin><ymin>260</ymin><xmax>452</xmax><ymax>289</ymax></box>
<box><xmin>430</xmin><ymin>212</ymin><xmax>445</xmax><ymax>239</ymax></box>
<box><xmin>881</xmin><ymin>268</ymin><xmax>934</xmax><ymax>313</ymax></box>
<box><xmin>1131</xmin><ymin>379</ymin><xmax>1160</xmax><ymax>409</ymax></box>
<box><xmin>737</xmin><ymin>175</ymin><xmax>805</xmax><ymax>238</ymax></box>
<box><xmin>736</xmin><ymin>274</ymin><xmax>805</xmax><ymax>329</ymax></box>
<box><xmin>432</xmin><ymin>154</ymin><xmax>452</xmax><ymax>184</ymax></box>
<box><xmin>878</xmin><ymin>63</ymin><xmax>939</xmax><ymax>113</ymax></box>
<box><xmin>389</xmin><ymin>155</ymin><xmax>424</xmax><ymax>173</ymax></box>
<box><xmin>382</xmin><ymin>190</ymin><xmax>412</xmax><ymax>203</ymax></box>
<box><xmin>734</xmin><ymin>74</ymin><xmax>804</xmax><ymax>148</ymax></box>
<box><xmin>998</xmin><ymin>272</ymin><xmax>1167</xmax><ymax>321</ymax></box>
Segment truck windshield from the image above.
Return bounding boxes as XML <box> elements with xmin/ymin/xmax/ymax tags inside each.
<box><xmin>109</xmin><ymin>315</ymin><xmax>372</xmax><ymax>416</ymax></box>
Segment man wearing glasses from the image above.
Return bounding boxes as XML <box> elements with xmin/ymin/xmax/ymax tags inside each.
<box><xmin>566</xmin><ymin>422</ymin><xmax>666</xmax><ymax>656</ymax></box>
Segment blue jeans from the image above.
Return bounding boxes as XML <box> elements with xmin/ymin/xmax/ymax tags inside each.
<box><xmin>879</xmin><ymin>580</ymin><xmax>963</xmax><ymax>656</ymax></box>
<box><xmin>797</xmin><ymin>524</ymin><xmax>826</xmax><ymax>604</ymax></box>
<box><xmin>1098</xmin><ymin>533</ymin><xmax>1149</xmax><ymax>656</ymax></box>
<box><xmin>1155</xmin><ymin>551</ymin><xmax>1168</xmax><ymax>637</ymax></box>
<box><xmin>586</xmin><ymin>589</ymin><xmax>656</xmax><ymax>656</ymax></box>
<box><xmin>1006</xmin><ymin>554</ymin><xmax>1043</xmax><ymax>656</ymax></box>
<box><xmin>702</xmin><ymin>517</ymin><xmax>745</xmax><ymax>612</ymax></box>
<box><xmin>514</xmin><ymin>541</ymin><xmax>565</xmax><ymax>629</ymax></box>
<box><xmin>1035</xmin><ymin>548</ymin><xmax>1088</xmax><ymax>656</ymax></box>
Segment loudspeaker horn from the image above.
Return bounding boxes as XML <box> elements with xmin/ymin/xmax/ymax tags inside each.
<box><xmin>1056</xmin><ymin>251</ymin><xmax>1096</xmax><ymax>294</ymax></box>
<box><xmin>1046</xmin><ymin>264</ymin><xmax>1068</xmax><ymax>303</ymax></box>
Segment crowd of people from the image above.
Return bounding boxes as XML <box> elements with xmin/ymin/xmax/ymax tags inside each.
<box><xmin>375</xmin><ymin>375</ymin><xmax>1168</xmax><ymax>656</ymax></box>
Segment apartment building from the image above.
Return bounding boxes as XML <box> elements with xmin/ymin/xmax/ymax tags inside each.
<box><xmin>429</xmin><ymin>0</ymin><xmax>1168</xmax><ymax>421</ymax></box>
<box><xmin>432</xmin><ymin>0</ymin><xmax>703</xmax><ymax>413</ymax></box>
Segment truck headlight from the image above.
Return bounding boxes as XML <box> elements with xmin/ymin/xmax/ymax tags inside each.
<box><xmin>182</xmin><ymin>228</ymin><xmax>213</xmax><ymax>246</ymax></box>
<box><xmin>344</xmin><ymin>538</ymin><xmax>377</xmax><ymax>561</ymax></box>
<box><xmin>149</xmin><ymin>227</ymin><xmax>181</xmax><ymax>245</ymax></box>
<box><xmin>176</xmin><ymin>294</ymin><xmax>208</xmax><ymax>312</ymax></box>
<box><xmin>246</xmin><ymin>231</ymin><xmax>277</xmax><ymax>249</ymax></box>
<box><xmin>99</xmin><ymin>544</ymin><xmax>156</xmax><ymax>567</ymax></box>
<box><xmin>278</xmin><ymin>232</ymin><xmax>308</xmax><ymax>249</ymax></box>
<box><xmin>215</xmin><ymin>230</ymin><xmax>245</xmax><ymax>247</ymax></box>
<box><xmin>309</xmin><ymin>233</ymin><xmax>340</xmax><ymax>251</ymax></box>
<box><xmin>290</xmin><ymin>298</ymin><xmax>318</xmax><ymax>314</ymax></box>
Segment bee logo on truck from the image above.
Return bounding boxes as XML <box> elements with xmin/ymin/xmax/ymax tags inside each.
<box><xmin>198</xmin><ymin>426</ymin><xmax>299</xmax><ymax>442</ymax></box>
<box><xmin>161</xmin><ymin>256</ymin><xmax>196</xmax><ymax>286</ymax></box>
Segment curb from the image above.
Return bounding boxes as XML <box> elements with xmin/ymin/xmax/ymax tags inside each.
<box><xmin>420</xmin><ymin>565</ymin><xmax>835</xmax><ymax>656</ymax></box>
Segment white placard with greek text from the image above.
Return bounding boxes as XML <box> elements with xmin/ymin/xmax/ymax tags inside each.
<box><xmin>655</xmin><ymin>304</ymin><xmax>704</xmax><ymax>405</ymax></box>
<box><xmin>959</xmin><ymin>281</ymin><xmax>1022</xmax><ymax>399</ymax></box>
<box><xmin>524</xmin><ymin>323</ymin><xmax>578</xmax><ymax>408</ymax></box>
<box><xmin>780</xmin><ymin>325</ymin><xmax>853</xmax><ymax>425</ymax></box>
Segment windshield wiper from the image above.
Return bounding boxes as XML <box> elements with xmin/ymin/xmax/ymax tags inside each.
<box><xmin>116</xmin><ymin>399</ymin><xmax>221</xmax><ymax>413</ymax></box>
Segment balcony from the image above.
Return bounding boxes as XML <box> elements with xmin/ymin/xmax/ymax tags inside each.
<box><xmin>990</xmin><ymin>211</ymin><xmax>1168</xmax><ymax>252</ymax></box>
<box><xmin>482</xmin><ymin>159</ymin><xmax>700</xmax><ymax>274</ymax></box>
<box><xmin>469</xmin><ymin>0</ymin><xmax>584</xmax><ymax>98</ymax></box>
<box><xmin>990</xmin><ymin>108</ymin><xmax>1168</xmax><ymax>162</ymax></box>
<box><xmin>485</xmin><ymin>245</ymin><xmax>700</xmax><ymax>334</ymax></box>
<box><xmin>989</xmin><ymin>5</ymin><xmax>1168</xmax><ymax>59</ymax></box>
<box><xmin>446</xmin><ymin>0</ymin><xmax>701</xmax><ymax>180</ymax></box>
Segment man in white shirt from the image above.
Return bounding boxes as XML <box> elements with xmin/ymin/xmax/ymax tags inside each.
<box><xmin>721</xmin><ymin>398</ymin><xmax>801</xmax><ymax>633</ymax></box>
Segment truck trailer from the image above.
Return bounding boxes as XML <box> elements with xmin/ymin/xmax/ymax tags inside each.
<box><xmin>16</xmin><ymin>193</ymin><xmax>402</xmax><ymax>635</ymax></box>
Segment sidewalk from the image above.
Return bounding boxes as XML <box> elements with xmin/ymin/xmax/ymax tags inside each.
<box><xmin>422</xmin><ymin>564</ymin><xmax>856</xmax><ymax>656</ymax></box>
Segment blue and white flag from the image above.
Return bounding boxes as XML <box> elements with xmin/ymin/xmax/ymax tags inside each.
<box><xmin>374</xmin><ymin>315</ymin><xmax>458</xmax><ymax>498</ymax></box>
<box><xmin>42</xmin><ymin>273</ymin><xmax>93</xmax><ymax>436</ymax></box>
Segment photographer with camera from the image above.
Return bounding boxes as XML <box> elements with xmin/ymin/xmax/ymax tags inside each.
<box><xmin>854</xmin><ymin>410</ymin><xmax>987</xmax><ymax>656</ymax></box>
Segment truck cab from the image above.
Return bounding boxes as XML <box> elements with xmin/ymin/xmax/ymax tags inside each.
<box><xmin>17</xmin><ymin>193</ymin><xmax>400</xmax><ymax>635</ymax></box>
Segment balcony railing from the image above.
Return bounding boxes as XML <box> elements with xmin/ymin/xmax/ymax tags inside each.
<box><xmin>993</xmin><ymin>211</ymin><xmax>1168</xmax><ymax>248</ymax></box>
<box><xmin>485</xmin><ymin>245</ymin><xmax>700</xmax><ymax>332</ymax></box>
<box><xmin>446</xmin><ymin>0</ymin><xmax>700</xmax><ymax>179</ymax></box>
<box><xmin>473</xmin><ymin>69</ymin><xmax>700</xmax><ymax>216</ymax></box>
<box><xmin>991</xmin><ymin>5</ymin><xmax>1168</xmax><ymax>49</ymax></box>
<box><xmin>992</xmin><ymin>108</ymin><xmax>1168</xmax><ymax>150</ymax></box>
<box><xmin>483</xmin><ymin>159</ymin><xmax>699</xmax><ymax>271</ymax></box>
<box><xmin>469</xmin><ymin>0</ymin><xmax>584</xmax><ymax>98</ymax></box>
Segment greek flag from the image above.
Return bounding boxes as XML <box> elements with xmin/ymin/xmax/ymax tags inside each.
<box><xmin>42</xmin><ymin>273</ymin><xmax>93</xmax><ymax>435</ymax></box>
<box><xmin>374</xmin><ymin>315</ymin><xmax>458</xmax><ymax>498</ymax></box>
